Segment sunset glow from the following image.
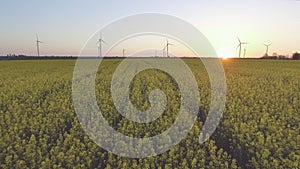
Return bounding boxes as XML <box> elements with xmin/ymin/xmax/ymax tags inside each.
<box><xmin>0</xmin><ymin>1</ymin><xmax>298</xmax><ymax>57</ymax></box>
<box><xmin>217</xmin><ymin>48</ymin><xmax>234</xmax><ymax>59</ymax></box>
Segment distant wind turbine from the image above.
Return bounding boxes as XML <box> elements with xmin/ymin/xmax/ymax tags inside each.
<box><xmin>237</xmin><ymin>37</ymin><xmax>248</xmax><ymax>58</ymax></box>
<box><xmin>162</xmin><ymin>46</ymin><xmax>166</xmax><ymax>57</ymax></box>
<box><xmin>122</xmin><ymin>48</ymin><xmax>126</xmax><ymax>57</ymax></box>
<box><xmin>244</xmin><ymin>48</ymin><xmax>247</xmax><ymax>58</ymax></box>
<box><xmin>36</xmin><ymin>34</ymin><xmax>43</xmax><ymax>57</ymax></box>
<box><xmin>97</xmin><ymin>34</ymin><xmax>106</xmax><ymax>57</ymax></box>
<box><xmin>263</xmin><ymin>43</ymin><xmax>272</xmax><ymax>56</ymax></box>
<box><xmin>97</xmin><ymin>46</ymin><xmax>101</xmax><ymax>57</ymax></box>
<box><xmin>164</xmin><ymin>39</ymin><xmax>173</xmax><ymax>57</ymax></box>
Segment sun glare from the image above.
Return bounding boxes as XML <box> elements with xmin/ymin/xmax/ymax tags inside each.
<box><xmin>217</xmin><ymin>48</ymin><xmax>233</xmax><ymax>60</ymax></box>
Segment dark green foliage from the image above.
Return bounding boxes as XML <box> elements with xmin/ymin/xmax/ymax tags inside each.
<box><xmin>292</xmin><ymin>52</ymin><xmax>300</xmax><ymax>60</ymax></box>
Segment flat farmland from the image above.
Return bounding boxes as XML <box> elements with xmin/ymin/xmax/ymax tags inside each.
<box><xmin>0</xmin><ymin>59</ymin><xmax>299</xmax><ymax>169</ymax></box>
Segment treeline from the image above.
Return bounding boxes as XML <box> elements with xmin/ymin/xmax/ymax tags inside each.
<box><xmin>261</xmin><ymin>52</ymin><xmax>300</xmax><ymax>60</ymax></box>
<box><xmin>0</xmin><ymin>55</ymin><xmax>77</xmax><ymax>60</ymax></box>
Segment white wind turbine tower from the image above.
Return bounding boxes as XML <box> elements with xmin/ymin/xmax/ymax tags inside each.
<box><xmin>237</xmin><ymin>37</ymin><xmax>248</xmax><ymax>58</ymax></box>
<box><xmin>162</xmin><ymin>46</ymin><xmax>166</xmax><ymax>57</ymax></box>
<box><xmin>263</xmin><ymin>43</ymin><xmax>272</xmax><ymax>56</ymax></box>
<box><xmin>122</xmin><ymin>48</ymin><xmax>126</xmax><ymax>57</ymax></box>
<box><xmin>97</xmin><ymin>34</ymin><xmax>106</xmax><ymax>57</ymax></box>
<box><xmin>164</xmin><ymin>39</ymin><xmax>173</xmax><ymax>57</ymax></box>
<box><xmin>36</xmin><ymin>34</ymin><xmax>43</xmax><ymax>57</ymax></box>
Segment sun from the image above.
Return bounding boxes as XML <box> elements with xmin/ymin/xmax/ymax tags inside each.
<box><xmin>217</xmin><ymin>48</ymin><xmax>233</xmax><ymax>60</ymax></box>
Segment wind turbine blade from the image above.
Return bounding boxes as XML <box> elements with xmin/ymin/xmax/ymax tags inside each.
<box><xmin>237</xmin><ymin>37</ymin><xmax>241</xmax><ymax>43</ymax></box>
<box><xmin>237</xmin><ymin>44</ymin><xmax>241</xmax><ymax>49</ymax></box>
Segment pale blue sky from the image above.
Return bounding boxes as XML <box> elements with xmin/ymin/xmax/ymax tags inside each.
<box><xmin>0</xmin><ymin>0</ymin><xmax>299</xmax><ymax>57</ymax></box>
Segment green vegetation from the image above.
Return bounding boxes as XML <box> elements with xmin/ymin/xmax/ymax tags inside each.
<box><xmin>0</xmin><ymin>59</ymin><xmax>299</xmax><ymax>168</ymax></box>
<box><xmin>292</xmin><ymin>52</ymin><xmax>300</xmax><ymax>60</ymax></box>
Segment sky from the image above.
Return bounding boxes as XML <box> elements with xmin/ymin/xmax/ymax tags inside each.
<box><xmin>0</xmin><ymin>0</ymin><xmax>299</xmax><ymax>58</ymax></box>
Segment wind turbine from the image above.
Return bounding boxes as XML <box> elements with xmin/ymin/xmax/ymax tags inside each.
<box><xmin>97</xmin><ymin>46</ymin><xmax>101</xmax><ymax>57</ymax></box>
<box><xmin>237</xmin><ymin>37</ymin><xmax>248</xmax><ymax>58</ymax></box>
<box><xmin>36</xmin><ymin>34</ymin><xmax>42</xmax><ymax>57</ymax></box>
<box><xmin>162</xmin><ymin>46</ymin><xmax>166</xmax><ymax>57</ymax></box>
<box><xmin>263</xmin><ymin>43</ymin><xmax>272</xmax><ymax>56</ymax></box>
<box><xmin>97</xmin><ymin>34</ymin><xmax>106</xmax><ymax>57</ymax></box>
<box><xmin>164</xmin><ymin>39</ymin><xmax>173</xmax><ymax>57</ymax></box>
<box><xmin>243</xmin><ymin>48</ymin><xmax>247</xmax><ymax>58</ymax></box>
<box><xmin>122</xmin><ymin>48</ymin><xmax>126</xmax><ymax>57</ymax></box>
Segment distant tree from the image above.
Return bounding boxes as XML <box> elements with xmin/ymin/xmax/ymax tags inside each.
<box><xmin>272</xmin><ymin>52</ymin><xmax>278</xmax><ymax>57</ymax></box>
<box><xmin>292</xmin><ymin>52</ymin><xmax>300</xmax><ymax>60</ymax></box>
<box><xmin>278</xmin><ymin>55</ymin><xmax>287</xmax><ymax>59</ymax></box>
